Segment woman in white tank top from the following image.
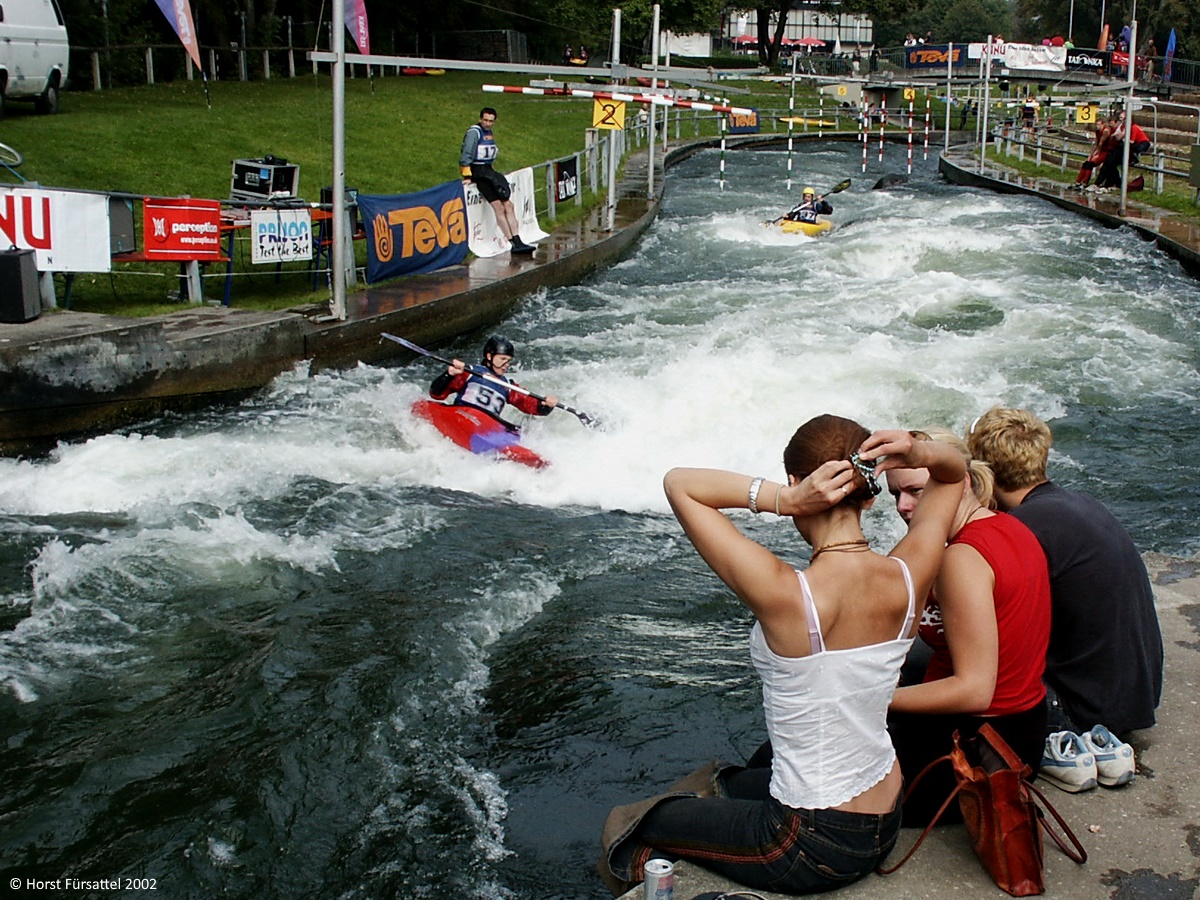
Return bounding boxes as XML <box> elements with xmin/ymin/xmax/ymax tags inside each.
<box><xmin>599</xmin><ymin>416</ymin><xmax>966</xmax><ymax>896</ymax></box>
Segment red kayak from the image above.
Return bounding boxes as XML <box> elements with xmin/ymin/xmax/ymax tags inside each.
<box><xmin>412</xmin><ymin>400</ymin><xmax>548</xmax><ymax>469</ymax></box>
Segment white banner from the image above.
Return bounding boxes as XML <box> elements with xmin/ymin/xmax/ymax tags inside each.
<box><xmin>999</xmin><ymin>43</ymin><xmax>1066</xmax><ymax>71</ymax></box>
<box><xmin>465</xmin><ymin>167</ymin><xmax>550</xmax><ymax>259</ymax></box>
<box><xmin>249</xmin><ymin>208</ymin><xmax>313</xmax><ymax>264</ymax></box>
<box><xmin>968</xmin><ymin>39</ymin><xmax>1006</xmax><ymax>61</ymax></box>
<box><xmin>0</xmin><ymin>187</ymin><xmax>111</xmax><ymax>272</ymax></box>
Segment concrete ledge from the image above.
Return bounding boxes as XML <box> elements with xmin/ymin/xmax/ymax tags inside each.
<box><xmin>617</xmin><ymin>552</ymin><xmax>1200</xmax><ymax>900</ymax></box>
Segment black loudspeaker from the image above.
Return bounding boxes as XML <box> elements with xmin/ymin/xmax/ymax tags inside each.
<box><xmin>0</xmin><ymin>249</ymin><xmax>42</xmax><ymax>323</ymax></box>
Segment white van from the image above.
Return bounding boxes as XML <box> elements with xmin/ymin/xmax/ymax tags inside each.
<box><xmin>0</xmin><ymin>0</ymin><xmax>70</xmax><ymax>116</ymax></box>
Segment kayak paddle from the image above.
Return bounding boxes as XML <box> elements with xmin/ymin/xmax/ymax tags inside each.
<box><xmin>766</xmin><ymin>177</ymin><xmax>852</xmax><ymax>225</ymax></box>
<box><xmin>380</xmin><ymin>333</ymin><xmax>601</xmax><ymax>429</ymax></box>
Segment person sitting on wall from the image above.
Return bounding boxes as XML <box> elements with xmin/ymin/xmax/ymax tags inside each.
<box><xmin>1094</xmin><ymin>110</ymin><xmax>1151</xmax><ymax>191</ymax></box>
<box><xmin>965</xmin><ymin>407</ymin><xmax>1163</xmax><ymax>741</ymax></box>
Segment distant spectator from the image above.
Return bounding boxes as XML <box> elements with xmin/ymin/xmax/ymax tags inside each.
<box><xmin>1095</xmin><ymin>110</ymin><xmax>1151</xmax><ymax>190</ymax></box>
<box><xmin>904</xmin><ymin>33</ymin><xmax>917</xmax><ymax>47</ymax></box>
<box><xmin>870</xmin><ymin>47</ymin><xmax>880</xmax><ymax>73</ymax></box>
<box><xmin>959</xmin><ymin>99</ymin><xmax>976</xmax><ymax>130</ymax></box>
<box><xmin>563</xmin><ymin>44</ymin><xmax>573</xmax><ymax>64</ymax></box>
<box><xmin>1073</xmin><ymin>115</ymin><xmax>1116</xmax><ymax>191</ymax></box>
<box><xmin>1020</xmin><ymin>91</ymin><xmax>1040</xmax><ymax>136</ymax></box>
<box><xmin>1142</xmin><ymin>38</ymin><xmax>1157</xmax><ymax>80</ymax></box>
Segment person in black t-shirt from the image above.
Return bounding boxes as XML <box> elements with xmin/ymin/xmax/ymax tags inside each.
<box><xmin>966</xmin><ymin>407</ymin><xmax>1163</xmax><ymax>738</ymax></box>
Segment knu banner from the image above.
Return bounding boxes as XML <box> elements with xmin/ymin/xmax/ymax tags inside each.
<box><xmin>359</xmin><ymin>181</ymin><xmax>468</xmax><ymax>283</ymax></box>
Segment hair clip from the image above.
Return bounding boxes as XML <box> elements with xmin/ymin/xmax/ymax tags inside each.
<box><xmin>848</xmin><ymin>451</ymin><xmax>882</xmax><ymax>496</ymax></box>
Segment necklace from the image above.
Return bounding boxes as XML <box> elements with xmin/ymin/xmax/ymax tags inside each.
<box><xmin>810</xmin><ymin>539</ymin><xmax>870</xmax><ymax>562</ymax></box>
<box><xmin>956</xmin><ymin>504</ymin><xmax>988</xmax><ymax>534</ymax></box>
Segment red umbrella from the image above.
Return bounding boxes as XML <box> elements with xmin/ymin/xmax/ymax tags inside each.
<box><xmin>795</xmin><ymin>37</ymin><xmax>825</xmax><ymax>47</ymax></box>
<box><xmin>731</xmin><ymin>35</ymin><xmax>758</xmax><ymax>46</ymax></box>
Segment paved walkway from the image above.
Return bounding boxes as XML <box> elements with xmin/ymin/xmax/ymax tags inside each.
<box><xmin>617</xmin><ymin>553</ymin><xmax>1200</xmax><ymax>900</ymax></box>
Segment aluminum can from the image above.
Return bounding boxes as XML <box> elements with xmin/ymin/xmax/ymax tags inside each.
<box><xmin>643</xmin><ymin>858</ymin><xmax>674</xmax><ymax>900</ymax></box>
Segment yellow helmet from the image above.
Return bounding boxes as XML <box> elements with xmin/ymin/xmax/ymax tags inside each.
<box><xmin>802</xmin><ymin>186</ymin><xmax>816</xmax><ymax>197</ymax></box>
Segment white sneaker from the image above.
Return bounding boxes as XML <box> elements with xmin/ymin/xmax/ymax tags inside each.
<box><xmin>1080</xmin><ymin>725</ymin><xmax>1136</xmax><ymax>787</ymax></box>
<box><xmin>1040</xmin><ymin>731</ymin><xmax>1098</xmax><ymax>793</ymax></box>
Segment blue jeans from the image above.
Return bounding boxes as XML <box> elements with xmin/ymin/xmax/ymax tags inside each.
<box><xmin>623</xmin><ymin>767</ymin><xmax>902</xmax><ymax>894</ymax></box>
<box><xmin>1044</xmin><ymin>682</ymin><xmax>1085</xmax><ymax>735</ymax></box>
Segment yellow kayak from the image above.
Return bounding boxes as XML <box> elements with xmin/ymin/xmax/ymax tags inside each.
<box><xmin>778</xmin><ymin>117</ymin><xmax>838</xmax><ymax>127</ymax></box>
<box><xmin>778</xmin><ymin>218</ymin><xmax>833</xmax><ymax>236</ymax></box>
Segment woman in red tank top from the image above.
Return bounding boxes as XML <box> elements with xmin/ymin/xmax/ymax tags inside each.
<box><xmin>884</xmin><ymin>429</ymin><xmax>1051</xmax><ymax>827</ymax></box>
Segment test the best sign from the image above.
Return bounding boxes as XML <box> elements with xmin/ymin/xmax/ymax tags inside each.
<box><xmin>250</xmin><ymin>208</ymin><xmax>313</xmax><ymax>264</ymax></box>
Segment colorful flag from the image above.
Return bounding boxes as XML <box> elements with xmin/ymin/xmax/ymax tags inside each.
<box><xmin>153</xmin><ymin>0</ymin><xmax>201</xmax><ymax>70</ymax></box>
<box><xmin>1164</xmin><ymin>28</ymin><xmax>1176</xmax><ymax>83</ymax></box>
<box><xmin>344</xmin><ymin>0</ymin><xmax>370</xmax><ymax>55</ymax></box>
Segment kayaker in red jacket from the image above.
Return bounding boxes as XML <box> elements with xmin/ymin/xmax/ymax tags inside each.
<box><xmin>429</xmin><ymin>335</ymin><xmax>558</xmax><ymax>422</ymax></box>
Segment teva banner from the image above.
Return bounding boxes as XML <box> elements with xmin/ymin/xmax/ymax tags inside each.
<box><xmin>905</xmin><ymin>45</ymin><xmax>965</xmax><ymax>69</ymax></box>
<box><xmin>143</xmin><ymin>197</ymin><xmax>224</xmax><ymax>261</ymax></box>
<box><xmin>0</xmin><ymin>187</ymin><xmax>111</xmax><ymax>272</ymax></box>
<box><xmin>359</xmin><ymin>181</ymin><xmax>468</xmax><ymax>282</ymax></box>
<box><xmin>464</xmin><ymin>167</ymin><xmax>549</xmax><ymax>259</ymax></box>
<box><xmin>250</xmin><ymin>208</ymin><xmax>312</xmax><ymax>264</ymax></box>
<box><xmin>727</xmin><ymin>109</ymin><xmax>760</xmax><ymax>134</ymax></box>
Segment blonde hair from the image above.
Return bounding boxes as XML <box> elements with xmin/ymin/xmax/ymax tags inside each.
<box><xmin>924</xmin><ymin>427</ymin><xmax>996</xmax><ymax>508</ymax></box>
<box><xmin>965</xmin><ymin>407</ymin><xmax>1050</xmax><ymax>492</ymax></box>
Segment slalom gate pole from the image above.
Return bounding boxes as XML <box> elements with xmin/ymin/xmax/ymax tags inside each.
<box><xmin>907</xmin><ymin>99</ymin><xmax>914</xmax><ymax>174</ymax></box>
<box><xmin>879</xmin><ymin>97</ymin><xmax>886</xmax><ymax>162</ymax></box>
<box><xmin>861</xmin><ymin>99</ymin><xmax>868</xmax><ymax>173</ymax></box>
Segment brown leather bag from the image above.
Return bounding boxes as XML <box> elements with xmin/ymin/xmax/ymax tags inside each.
<box><xmin>878</xmin><ymin>724</ymin><xmax>1087</xmax><ymax>896</ymax></box>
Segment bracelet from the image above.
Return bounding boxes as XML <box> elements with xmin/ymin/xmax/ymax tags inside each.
<box><xmin>748</xmin><ymin>477</ymin><xmax>765</xmax><ymax>514</ymax></box>
<box><xmin>775</xmin><ymin>483</ymin><xmax>783</xmax><ymax>516</ymax></box>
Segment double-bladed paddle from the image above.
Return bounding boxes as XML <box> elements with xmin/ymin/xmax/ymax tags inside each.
<box><xmin>766</xmin><ymin>177</ymin><xmax>852</xmax><ymax>226</ymax></box>
<box><xmin>381</xmin><ymin>333</ymin><xmax>600</xmax><ymax>429</ymax></box>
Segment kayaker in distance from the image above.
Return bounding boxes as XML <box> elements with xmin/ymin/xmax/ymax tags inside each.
<box><xmin>429</xmin><ymin>335</ymin><xmax>558</xmax><ymax>425</ymax></box>
<box><xmin>783</xmin><ymin>185</ymin><xmax>833</xmax><ymax>225</ymax></box>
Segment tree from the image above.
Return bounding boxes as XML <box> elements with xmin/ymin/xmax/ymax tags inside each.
<box><xmin>753</xmin><ymin>2</ymin><xmax>793</xmax><ymax>67</ymax></box>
